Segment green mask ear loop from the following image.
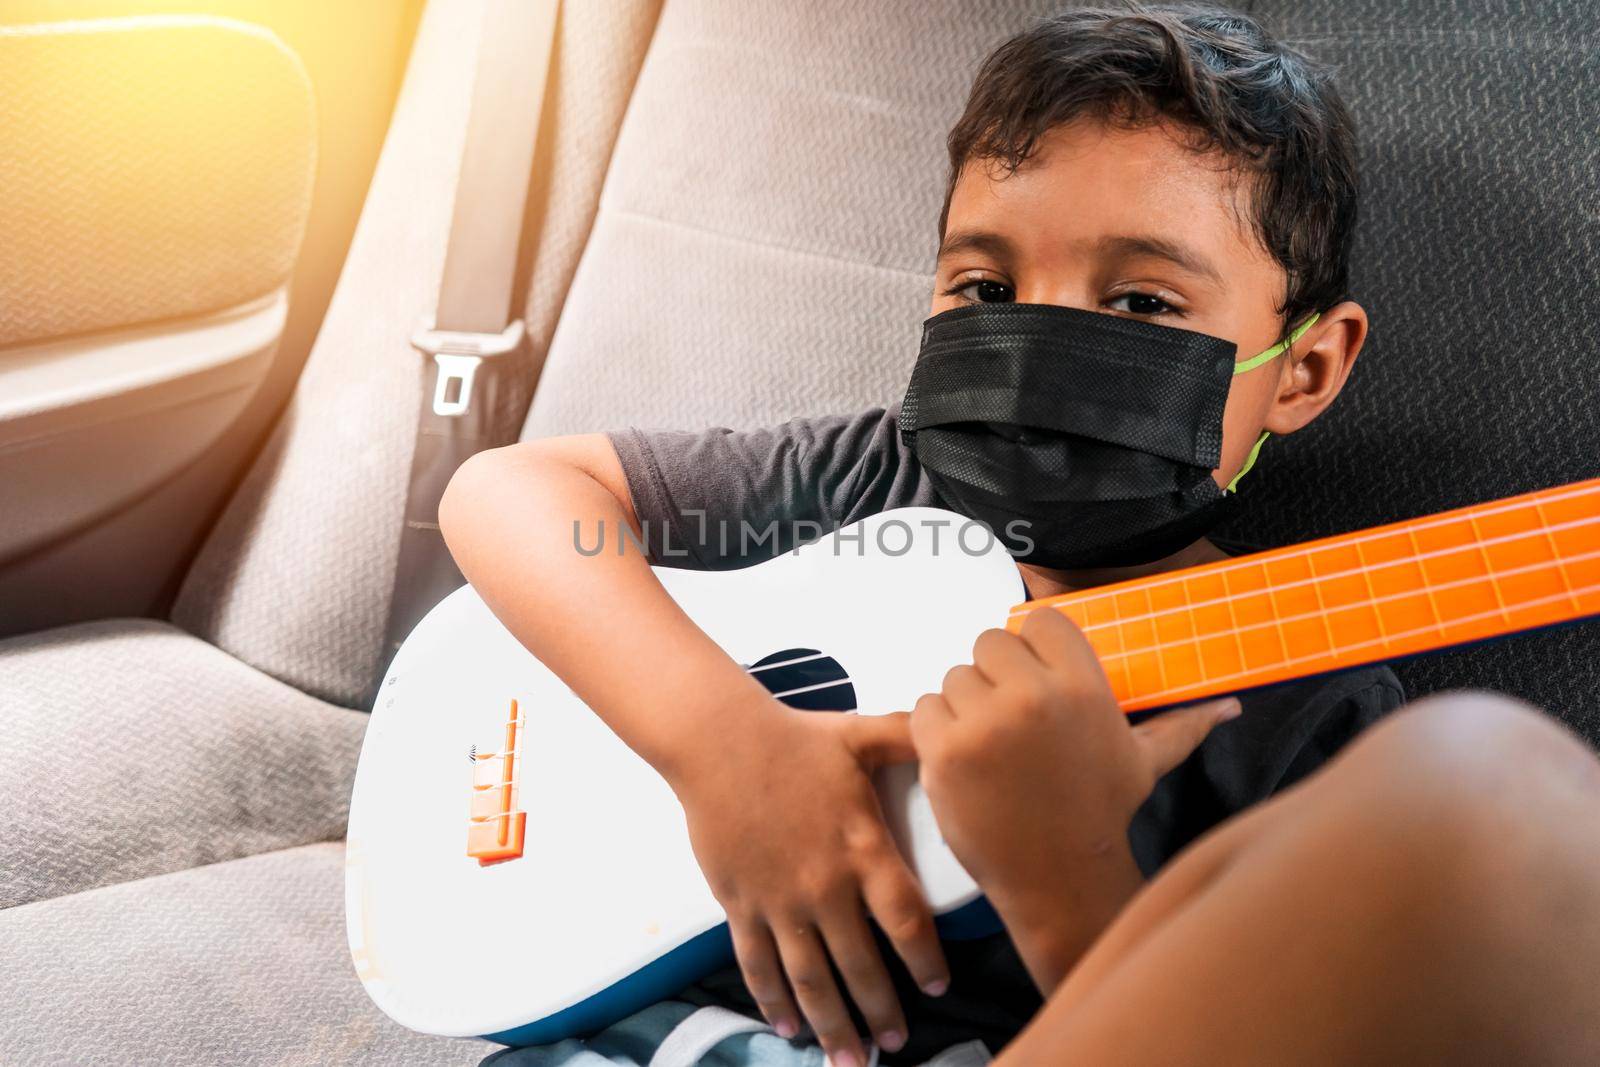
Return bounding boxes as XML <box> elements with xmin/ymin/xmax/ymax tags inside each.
<box><xmin>1231</xmin><ymin>311</ymin><xmax>1320</xmax><ymax>374</ymax></box>
<box><xmin>1224</xmin><ymin>311</ymin><xmax>1321</xmax><ymax>493</ymax></box>
<box><xmin>1226</xmin><ymin>430</ymin><xmax>1270</xmax><ymax>492</ymax></box>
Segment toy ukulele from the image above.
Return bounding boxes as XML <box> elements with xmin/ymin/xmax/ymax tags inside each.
<box><xmin>347</xmin><ymin>479</ymin><xmax>1600</xmax><ymax>1046</ymax></box>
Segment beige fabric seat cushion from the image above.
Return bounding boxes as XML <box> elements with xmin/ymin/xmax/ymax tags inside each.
<box><xmin>0</xmin><ymin>843</ymin><xmax>486</xmax><ymax>1066</ymax></box>
<box><xmin>0</xmin><ymin>618</ymin><xmax>363</xmax><ymax>910</ymax></box>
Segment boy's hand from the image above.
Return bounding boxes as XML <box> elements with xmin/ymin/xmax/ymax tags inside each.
<box><xmin>670</xmin><ymin>701</ymin><xmax>949</xmax><ymax>1067</ymax></box>
<box><xmin>909</xmin><ymin>607</ymin><xmax>1239</xmax><ymax>986</ymax></box>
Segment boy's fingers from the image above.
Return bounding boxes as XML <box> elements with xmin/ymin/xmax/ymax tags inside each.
<box><xmin>773</xmin><ymin>921</ymin><xmax>866</xmax><ymax>1067</ymax></box>
<box><xmin>908</xmin><ymin>693</ymin><xmax>951</xmax><ymax>761</ymax></box>
<box><xmin>910</xmin><ymin>691</ymin><xmax>954</xmax><ymax>730</ymax></box>
<box><xmin>1013</xmin><ymin>609</ymin><xmax>1126</xmax><ymax>736</ymax></box>
<box><xmin>729</xmin><ymin>916</ymin><xmax>800</xmax><ymax>1039</ymax></box>
<box><xmin>938</xmin><ymin>663</ymin><xmax>990</xmax><ymax>714</ymax></box>
<box><xmin>1016</xmin><ymin>605</ymin><xmax>1100</xmax><ymax>672</ymax></box>
<box><xmin>969</xmin><ymin>627</ymin><xmax>1039</xmax><ymax>686</ymax></box>
<box><xmin>818</xmin><ymin>902</ymin><xmax>908</xmax><ymax>1054</ymax></box>
<box><xmin>1133</xmin><ymin>697</ymin><xmax>1243</xmax><ymax>780</ymax></box>
<box><xmin>846</xmin><ymin>710</ymin><xmax>917</xmax><ymax>767</ymax></box>
<box><xmin>859</xmin><ymin>840</ymin><xmax>951</xmax><ymax>1000</ymax></box>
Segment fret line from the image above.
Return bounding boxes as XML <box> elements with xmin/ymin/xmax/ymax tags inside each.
<box><xmin>1352</xmin><ymin>538</ymin><xmax>1391</xmax><ymax>653</ymax></box>
<box><xmin>1261</xmin><ymin>564</ymin><xmax>1290</xmax><ymax>664</ymax></box>
<box><xmin>1179</xmin><ymin>573</ymin><xmax>1209</xmax><ymax>686</ymax></box>
<box><xmin>1467</xmin><ymin>513</ymin><xmax>1512</xmax><ymax>625</ymax></box>
<box><xmin>1219</xmin><ymin>567</ymin><xmax>1249</xmax><ymax>678</ymax></box>
<box><xmin>1142</xmin><ymin>584</ymin><xmax>1169</xmax><ymax>695</ymax></box>
<box><xmin>1308</xmin><ymin>555</ymin><xmax>1338</xmax><ymax>658</ymax></box>
<box><xmin>1405</xmin><ymin>524</ymin><xmax>1447</xmax><ymax>638</ymax></box>
<box><xmin>1533</xmin><ymin>498</ymin><xmax>1583</xmax><ymax>614</ymax></box>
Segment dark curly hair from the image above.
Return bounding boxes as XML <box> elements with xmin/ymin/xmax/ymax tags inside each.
<box><xmin>939</xmin><ymin>2</ymin><xmax>1359</xmax><ymax>332</ymax></box>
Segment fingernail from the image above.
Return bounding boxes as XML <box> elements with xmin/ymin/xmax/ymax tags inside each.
<box><xmin>774</xmin><ymin>1017</ymin><xmax>798</xmax><ymax>1039</ymax></box>
<box><xmin>878</xmin><ymin>1029</ymin><xmax>906</xmax><ymax>1052</ymax></box>
<box><xmin>830</xmin><ymin>1049</ymin><xmax>860</xmax><ymax>1067</ymax></box>
<box><xmin>1220</xmin><ymin>699</ymin><xmax>1243</xmax><ymax>720</ymax></box>
<box><xmin>921</xmin><ymin>977</ymin><xmax>949</xmax><ymax>997</ymax></box>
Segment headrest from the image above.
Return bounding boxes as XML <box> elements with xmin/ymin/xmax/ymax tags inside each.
<box><xmin>0</xmin><ymin>16</ymin><xmax>315</xmax><ymax>348</ymax></box>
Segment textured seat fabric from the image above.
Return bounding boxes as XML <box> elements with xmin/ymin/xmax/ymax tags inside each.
<box><xmin>172</xmin><ymin>0</ymin><xmax>663</xmax><ymax>709</ymax></box>
<box><xmin>521</xmin><ymin>1</ymin><xmax>1063</xmax><ymax>440</ymax></box>
<box><xmin>0</xmin><ymin>15</ymin><xmax>313</xmax><ymax>348</ymax></box>
<box><xmin>1213</xmin><ymin>0</ymin><xmax>1600</xmax><ymax>737</ymax></box>
<box><xmin>524</xmin><ymin>0</ymin><xmax>1600</xmax><ymax>741</ymax></box>
<box><xmin>0</xmin><ymin>843</ymin><xmax>486</xmax><ymax>1066</ymax></box>
<box><xmin>0</xmin><ymin>618</ymin><xmax>363</xmax><ymax>909</ymax></box>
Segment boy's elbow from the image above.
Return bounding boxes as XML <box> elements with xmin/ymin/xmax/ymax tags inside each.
<box><xmin>439</xmin><ymin>434</ymin><xmax>627</xmax><ymax>552</ymax></box>
<box><xmin>439</xmin><ymin>443</ymin><xmax>524</xmax><ymax>549</ymax></box>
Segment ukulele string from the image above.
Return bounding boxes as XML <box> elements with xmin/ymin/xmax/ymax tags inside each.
<box><xmin>744</xmin><ymin>651</ymin><xmax>829</xmax><ymax>674</ymax></box>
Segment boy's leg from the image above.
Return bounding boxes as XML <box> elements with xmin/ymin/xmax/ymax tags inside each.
<box><xmin>998</xmin><ymin>692</ymin><xmax>1600</xmax><ymax>1066</ymax></box>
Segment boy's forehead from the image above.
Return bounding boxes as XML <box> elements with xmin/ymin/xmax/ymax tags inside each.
<box><xmin>943</xmin><ymin>118</ymin><xmax>1271</xmax><ymax>272</ymax></box>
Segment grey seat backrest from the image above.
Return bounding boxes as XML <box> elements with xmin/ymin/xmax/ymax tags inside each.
<box><xmin>1215</xmin><ymin>0</ymin><xmax>1599</xmax><ymax>735</ymax></box>
<box><xmin>526</xmin><ymin>0</ymin><xmax>1600</xmax><ymax>737</ymax></box>
<box><xmin>521</xmin><ymin>2</ymin><xmax>1071</xmax><ymax>437</ymax></box>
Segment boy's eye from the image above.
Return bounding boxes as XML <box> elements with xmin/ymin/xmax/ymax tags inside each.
<box><xmin>1107</xmin><ymin>291</ymin><xmax>1175</xmax><ymax>316</ymax></box>
<box><xmin>951</xmin><ymin>279</ymin><xmax>1014</xmax><ymax>304</ymax></box>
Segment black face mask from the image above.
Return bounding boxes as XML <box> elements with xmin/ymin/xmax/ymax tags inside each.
<box><xmin>900</xmin><ymin>301</ymin><xmax>1241</xmax><ymax>569</ymax></box>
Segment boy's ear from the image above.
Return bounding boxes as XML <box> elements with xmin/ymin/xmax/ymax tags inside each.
<box><xmin>1262</xmin><ymin>300</ymin><xmax>1368</xmax><ymax>436</ymax></box>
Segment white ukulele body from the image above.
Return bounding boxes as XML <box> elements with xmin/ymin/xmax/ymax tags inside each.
<box><xmin>346</xmin><ymin>508</ymin><xmax>1025</xmax><ymax>1044</ymax></box>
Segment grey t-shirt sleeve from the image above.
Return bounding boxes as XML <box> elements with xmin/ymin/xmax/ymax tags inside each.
<box><xmin>604</xmin><ymin>404</ymin><xmax>938</xmax><ymax>570</ymax></box>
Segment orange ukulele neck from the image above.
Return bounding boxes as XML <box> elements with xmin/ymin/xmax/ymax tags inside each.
<box><xmin>1007</xmin><ymin>479</ymin><xmax>1600</xmax><ymax>713</ymax></box>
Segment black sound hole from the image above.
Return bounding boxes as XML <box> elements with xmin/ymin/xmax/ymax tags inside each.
<box><xmin>747</xmin><ymin>648</ymin><xmax>857</xmax><ymax>712</ymax></box>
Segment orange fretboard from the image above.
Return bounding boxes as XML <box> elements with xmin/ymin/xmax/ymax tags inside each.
<box><xmin>1008</xmin><ymin>479</ymin><xmax>1600</xmax><ymax>712</ymax></box>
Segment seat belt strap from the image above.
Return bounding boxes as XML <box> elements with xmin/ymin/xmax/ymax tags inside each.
<box><xmin>376</xmin><ymin>0</ymin><xmax>560</xmax><ymax>699</ymax></box>
<box><xmin>433</xmin><ymin>0</ymin><xmax>558</xmax><ymax>339</ymax></box>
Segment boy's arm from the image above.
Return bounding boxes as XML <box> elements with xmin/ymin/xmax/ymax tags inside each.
<box><xmin>909</xmin><ymin>608</ymin><xmax>1240</xmax><ymax>993</ymax></box>
<box><xmin>438</xmin><ymin>431</ymin><xmax>949</xmax><ymax>1066</ymax></box>
<box><xmin>440</xmin><ymin>434</ymin><xmax>770</xmax><ymax>779</ymax></box>
<box><xmin>985</xmin><ymin>840</ymin><xmax>1144</xmax><ymax>994</ymax></box>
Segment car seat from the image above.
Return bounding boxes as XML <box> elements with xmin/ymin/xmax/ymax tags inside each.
<box><xmin>1</xmin><ymin>0</ymin><xmax>1594</xmax><ymax>1062</ymax></box>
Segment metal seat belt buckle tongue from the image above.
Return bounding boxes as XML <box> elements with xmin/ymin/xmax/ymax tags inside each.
<box><xmin>411</xmin><ymin>317</ymin><xmax>527</xmax><ymax>418</ymax></box>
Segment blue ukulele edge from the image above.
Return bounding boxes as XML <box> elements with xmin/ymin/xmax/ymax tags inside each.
<box><xmin>483</xmin><ymin>895</ymin><xmax>1001</xmax><ymax>1047</ymax></box>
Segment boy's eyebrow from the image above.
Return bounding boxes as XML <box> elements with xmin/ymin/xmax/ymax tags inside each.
<box><xmin>938</xmin><ymin>230</ymin><xmax>1224</xmax><ymax>286</ymax></box>
<box><xmin>936</xmin><ymin>229</ymin><xmax>1017</xmax><ymax>264</ymax></box>
<box><xmin>1097</xmin><ymin>234</ymin><xmax>1224</xmax><ymax>285</ymax></box>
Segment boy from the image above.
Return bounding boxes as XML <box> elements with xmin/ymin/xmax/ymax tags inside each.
<box><xmin>440</xmin><ymin>4</ymin><xmax>1404</xmax><ymax>1063</ymax></box>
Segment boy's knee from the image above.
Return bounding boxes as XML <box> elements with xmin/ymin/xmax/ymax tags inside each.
<box><xmin>1347</xmin><ymin>690</ymin><xmax>1598</xmax><ymax>812</ymax></box>
<box><xmin>1325</xmin><ymin>691</ymin><xmax>1600</xmax><ymax>922</ymax></box>
<box><xmin>1279</xmin><ymin>694</ymin><xmax>1600</xmax><ymax>1053</ymax></box>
